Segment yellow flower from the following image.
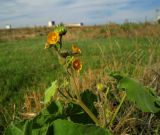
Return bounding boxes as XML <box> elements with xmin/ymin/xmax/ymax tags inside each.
<box><xmin>72</xmin><ymin>44</ymin><xmax>81</xmax><ymax>54</ymax></box>
<box><xmin>72</xmin><ymin>59</ymin><xmax>82</xmax><ymax>72</ymax></box>
<box><xmin>47</xmin><ymin>32</ymin><xmax>60</xmax><ymax>45</ymax></box>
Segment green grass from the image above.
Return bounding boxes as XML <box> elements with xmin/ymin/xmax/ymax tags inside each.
<box><xmin>0</xmin><ymin>26</ymin><xmax>160</xmax><ymax>134</ymax></box>
<box><xmin>0</xmin><ymin>36</ymin><xmax>64</xmax><ymax>105</ymax></box>
<box><xmin>78</xmin><ymin>37</ymin><xmax>160</xmax><ymax>74</ymax></box>
<box><xmin>0</xmin><ymin>35</ymin><xmax>160</xmax><ymax>106</ymax></box>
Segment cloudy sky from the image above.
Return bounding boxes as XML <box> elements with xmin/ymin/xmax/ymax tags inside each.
<box><xmin>0</xmin><ymin>0</ymin><xmax>160</xmax><ymax>28</ymax></box>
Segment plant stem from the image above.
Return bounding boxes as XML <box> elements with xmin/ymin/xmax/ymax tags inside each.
<box><xmin>72</xmin><ymin>73</ymin><xmax>100</xmax><ymax>126</ymax></box>
<box><xmin>72</xmin><ymin>74</ymin><xmax>81</xmax><ymax>100</ymax></box>
<box><xmin>109</xmin><ymin>92</ymin><xmax>126</xmax><ymax>128</ymax></box>
<box><xmin>78</xmin><ymin>100</ymin><xmax>100</xmax><ymax>126</ymax></box>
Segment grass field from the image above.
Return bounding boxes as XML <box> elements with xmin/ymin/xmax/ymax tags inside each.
<box><xmin>0</xmin><ymin>23</ymin><xmax>160</xmax><ymax>134</ymax></box>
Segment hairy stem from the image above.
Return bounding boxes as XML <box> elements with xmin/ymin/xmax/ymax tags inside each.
<box><xmin>77</xmin><ymin>100</ymin><xmax>100</xmax><ymax>125</ymax></box>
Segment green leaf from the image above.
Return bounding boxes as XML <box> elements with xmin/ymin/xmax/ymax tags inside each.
<box><xmin>111</xmin><ymin>73</ymin><xmax>160</xmax><ymax>113</ymax></box>
<box><xmin>32</xmin><ymin>101</ymin><xmax>64</xmax><ymax>128</ymax></box>
<box><xmin>5</xmin><ymin>122</ymin><xmax>24</xmax><ymax>135</ymax></box>
<box><xmin>24</xmin><ymin>120</ymin><xmax>33</xmax><ymax>135</ymax></box>
<box><xmin>25</xmin><ymin>102</ymin><xmax>63</xmax><ymax>135</ymax></box>
<box><xmin>42</xmin><ymin>101</ymin><xmax>63</xmax><ymax>115</ymax></box>
<box><xmin>48</xmin><ymin>119</ymin><xmax>111</xmax><ymax>135</ymax></box>
<box><xmin>66</xmin><ymin>90</ymin><xmax>98</xmax><ymax>124</ymax></box>
<box><xmin>32</xmin><ymin>125</ymin><xmax>49</xmax><ymax>135</ymax></box>
<box><xmin>80</xmin><ymin>90</ymin><xmax>98</xmax><ymax>116</ymax></box>
<box><xmin>5</xmin><ymin>101</ymin><xmax>65</xmax><ymax>135</ymax></box>
<box><xmin>44</xmin><ymin>81</ymin><xmax>58</xmax><ymax>104</ymax></box>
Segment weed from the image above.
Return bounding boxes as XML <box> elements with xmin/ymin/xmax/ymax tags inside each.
<box><xmin>1</xmin><ymin>24</ymin><xmax>160</xmax><ymax>135</ymax></box>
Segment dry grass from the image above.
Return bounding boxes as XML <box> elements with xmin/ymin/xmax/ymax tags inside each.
<box><xmin>1</xmin><ymin>23</ymin><xmax>160</xmax><ymax>41</ymax></box>
<box><xmin>19</xmin><ymin>91</ymin><xmax>44</xmax><ymax>119</ymax></box>
<box><xmin>1</xmin><ymin>23</ymin><xmax>160</xmax><ymax>134</ymax></box>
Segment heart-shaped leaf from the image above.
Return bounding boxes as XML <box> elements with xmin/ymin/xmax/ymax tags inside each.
<box><xmin>111</xmin><ymin>73</ymin><xmax>160</xmax><ymax>113</ymax></box>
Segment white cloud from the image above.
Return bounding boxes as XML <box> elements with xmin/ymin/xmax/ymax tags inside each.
<box><xmin>0</xmin><ymin>0</ymin><xmax>159</xmax><ymax>28</ymax></box>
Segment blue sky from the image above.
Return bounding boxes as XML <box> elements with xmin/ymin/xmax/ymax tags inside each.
<box><xmin>0</xmin><ymin>0</ymin><xmax>160</xmax><ymax>28</ymax></box>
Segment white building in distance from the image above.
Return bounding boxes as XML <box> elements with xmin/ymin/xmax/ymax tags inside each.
<box><xmin>48</xmin><ymin>21</ymin><xmax>55</xmax><ymax>27</ymax></box>
<box><xmin>5</xmin><ymin>24</ymin><xmax>11</xmax><ymax>29</ymax></box>
<box><xmin>65</xmin><ymin>22</ymin><xmax>83</xmax><ymax>27</ymax></box>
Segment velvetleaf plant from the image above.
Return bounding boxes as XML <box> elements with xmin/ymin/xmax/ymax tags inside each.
<box><xmin>4</xmin><ymin>24</ymin><xmax>160</xmax><ymax>135</ymax></box>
